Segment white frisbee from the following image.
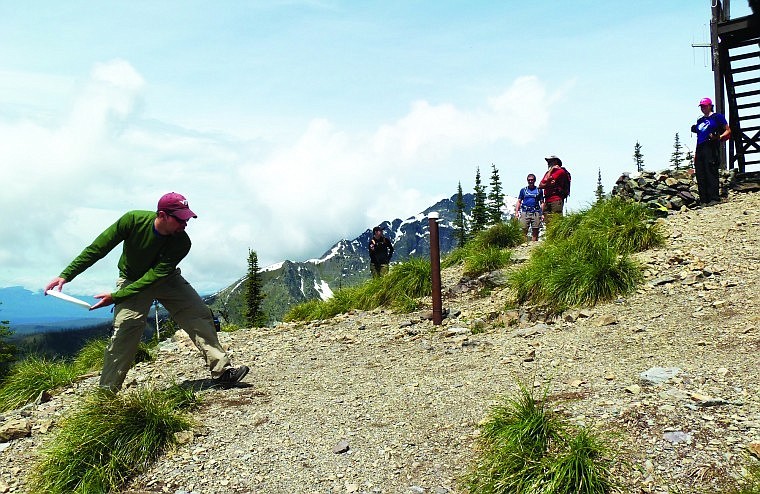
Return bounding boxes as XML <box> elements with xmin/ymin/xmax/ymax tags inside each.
<box><xmin>45</xmin><ymin>290</ymin><xmax>92</xmax><ymax>309</ymax></box>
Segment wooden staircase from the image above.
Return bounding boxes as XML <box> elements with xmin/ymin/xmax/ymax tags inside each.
<box><xmin>717</xmin><ymin>13</ymin><xmax>760</xmax><ymax>172</ymax></box>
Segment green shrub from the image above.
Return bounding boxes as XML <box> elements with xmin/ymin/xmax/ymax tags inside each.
<box><xmin>283</xmin><ymin>299</ymin><xmax>324</xmax><ymax>322</ymax></box>
<box><xmin>465</xmin><ymin>383</ymin><xmax>562</xmax><ymax>493</ymax></box>
<box><xmin>541</xmin><ymin>427</ymin><xmax>616</xmax><ymax>494</ymax></box>
<box><xmin>134</xmin><ymin>342</ymin><xmax>154</xmax><ymax>364</ymax></box>
<box><xmin>72</xmin><ymin>338</ymin><xmax>108</xmax><ymax>375</ymax></box>
<box><xmin>443</xmin><ymin>222</ymin><xmax>520</xmax><ymax>271</ymax></box>
<box><xmin>464</xmin><ymin>383</ymin><xmax>618</xmax><ymax>494</ymax></box>
<box><xmin>510</xmin><ymin>233</ymin><xmax>642</xmax><ymax>313</ymax></box>
<box><xmin>464</xmin><ymin>247</ymin><xmax>512</xmax><ymax>278</ymax></box>
<box><xmin>284</xmin><ymin>257</ymin><xmax>432</xmax><ymax>321</ymax></box>
<box><xmin>545</xmin><ymin>211</ymin><xmax>586</xmax><ymax>242</ymax></box>
<box><xmin>221</xmin><ymin>322</ymin><xmax>242</xmax><ymax>332</ymax></box>
<box><xmin>442</xmin><ymin>244</ymin><xmax>473</xmax><ymax>268</ymax></box>
<box><xmin>0</xmin><ymin>357</ymin><xmax>79</xmax><ymax>412</ymax></box>
<box><xmin>384</xmin><ymin>257</ymin><xmax>432</xmax><ymax>299</ymax></box>
<box><xmin>73</xmin><ymin>338</ymin><xmax>152</xmax><ymax>373</ymax></box>
<box><xmin>547</xmin><ymin>197</ymin><xmax>664</xmax><ymax>253</ymax></box>
<box><xmin>27</xmin><ymin>385</ymin><xmax>197</xmax><ymax>494</ymax></box>
<box><xmin>475</xmin><ymin>220</ymin><xmax>524</xmax><ymax>249</ymax></box>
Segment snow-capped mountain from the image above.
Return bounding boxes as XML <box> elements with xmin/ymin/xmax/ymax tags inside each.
<box><xmin>208</xmin><ymin>192</ymin><xmax>517</xmax><ymax>324</ymax></box>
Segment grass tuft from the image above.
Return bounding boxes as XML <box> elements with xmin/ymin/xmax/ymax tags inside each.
<box><xmin>541</xmin><ymin>427</ymin><xmax>617</xmax><ymax>494</ymax></box>
<box><xmin>442</xmin><ymin>222</ymin><xmax>518</xmax><ymax>277</ymax></box>
<box><xmin>463</xmin><ymin>247</ymin><xmax>512</xmax><ymax>278</ymax></box>
<box><xmin>475</xmin><ymin>220</ymin><xmax>524</xmax><ymax>249</ymax></box>
<box><xmin>27</xmin><ymin>385</ymin><xmax>197</xmax><ymax>494</ymax></box>
<box><xmin>464</xmin><ymin>382</ymin><xmax>618</xmax><ymax>494</ymax></box>
<box><xmin>546</xmin><ymin>197</ymin><xmax>664</xmax><ymax>253</ymax></box>
<box><xmin>510</xmin><ymin>232</ymin><xmax>642</xmax><ymax>313</ymax></box>
<box><xmin>72</xmin><ymin>338</ymin><xmax>108</xmax><ymax>375</ymax></box>
<box><xmin>284</xmin><ymin>257</ymin><xmax>431</xmax><ymax>321</ymax></box>
<box><xmin>0</xmin><ymin>357</ymin><xmax>79</xmax><ymax>412</ymax></box>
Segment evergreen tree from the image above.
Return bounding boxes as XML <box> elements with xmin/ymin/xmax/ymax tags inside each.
<box><xmin>633</xmin><ymin>141</ymin><xmax>644</xmax><ymax>172</ymax></box>
<box><xmin>0</xmin><ymin>315</ymin><xmax>16</xmax><ymax>379</ymax></box>
<box><xmin>244</xmin><ymin>249</ymin><xmax>267</xmax><ymax>328</ymax></box>
<box><xmin>471</xmin><ymin>167</ymin><xmax>488</xmax><ymax>234</ymax></box>
<box><xmin>487</xmin><ymin>163</ymin><xmax>505</xmax><ymax>224</ymax></box>
<box><xmin>453</xmin><ymin>181</ymin><xmax>468</xmax><ymax>246</ymax></box>
<box><xmin>670</xmin><ymin>133</ymin><xmax>684</xmax><ymax>170</ymax></box>
<box><xmin>595</xmin><ymin>168</ymin><xmax>605</xmax><ymax>202</ymax></box>
<box><xmin>685</xmin><ymin>149</ymin><xmax>694</xmax><ymax>169</ymax></box>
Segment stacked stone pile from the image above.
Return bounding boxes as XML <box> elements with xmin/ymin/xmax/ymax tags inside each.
<box><xmin>611</xmin><ymin>168</ymin><xmax>737</xmax><ymax>211</ymax></box>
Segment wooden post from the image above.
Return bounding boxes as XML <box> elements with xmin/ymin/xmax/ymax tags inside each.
<box><xmin>428</xmin><ymin>212</ymin><xmax>442</xmax><ymax>325</ymax></box>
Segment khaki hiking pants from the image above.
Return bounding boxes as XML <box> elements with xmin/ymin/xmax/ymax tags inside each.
<box><xmin>100</xmin><ymin>268</ymin><xmax>230</xmax><ymax>391</ymax></box>
<box><xmin>543</xmin><ymin>199</ymin><xmax>564</xmax><ymax>226</ymax></box>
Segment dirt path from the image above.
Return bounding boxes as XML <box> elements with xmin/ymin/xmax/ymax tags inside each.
<box><xmin>1</xmin><ymin>192</ymin><xmax>758</xmax><ymax>494</ymax></box>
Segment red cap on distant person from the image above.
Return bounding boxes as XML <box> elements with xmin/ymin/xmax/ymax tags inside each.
<box><xmin>157</xmin><ymin>192</ymin><xmax>197</xmax><ymax>221</ymax></box>
<box><xmin>699</xmin><ymin>97</ymin><xmax>713</xmax><ymax>106</ymax></box>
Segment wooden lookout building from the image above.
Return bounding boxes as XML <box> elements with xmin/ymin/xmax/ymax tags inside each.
<box><xmin>710</xmin><ymin>0</ymin><xmax>760</xmax><ymax>174</ymax></box>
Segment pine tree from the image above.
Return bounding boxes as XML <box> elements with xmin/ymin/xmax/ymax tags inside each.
<box><xmin>670</xmin><ymin>133</ymin><xmax>684</xmax><ymax>170</ymax></box>
<box><xmin>595</xmin><ymin>168</ymin><xmax>605</xmax><ymax>202</ymax></box>
<box><xmin>453</xmin><ymin>181</ymin><xmax>468</xmax><ymax>247</ymax></box>
<box><xmin>243</xmin><ymin>249</ymin><xmax>267</xmax><ymax>328</ymax></box>
<box><xmin>685</xmin><ymin>149</ymin><xmax>694</xmax><ymax>169</ymax></box>
<box><xmin>471</xmin><ymin>167</ymin><xmax>488</xmax><ymax>234</ymax></box>
<box><xmin>487</xmin><ymin>163</ymin><xmax>505</xmax><ymax>224</ymax></box>
<box><xmin>633</xmin><ymin>141</ymin><xmax>644</xmax><ymax>172</ymax></box>
<box><xmin>0</xmin><ymin>312</ymin><xmax>16</xmax><ymax>378</ymax></box>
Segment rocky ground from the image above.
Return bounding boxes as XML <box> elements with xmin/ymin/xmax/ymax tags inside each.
<box><xmin>0</xmin><ymin>191</ymin><xmax>758</xmax><ymax>494</ymax></box>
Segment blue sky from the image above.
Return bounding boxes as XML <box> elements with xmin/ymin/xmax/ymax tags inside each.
<box><xmin>0</xmin><ymin>1</ymin><xmax>751</xmax><ymax>296</ymax></box>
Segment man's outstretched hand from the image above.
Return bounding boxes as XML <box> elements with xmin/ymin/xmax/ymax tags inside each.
<box><xmin>45</xmin><ymin>277</ymin><xmax>66</xmax><ymax>293</ymax></box>
<box><xmin>91</xmin><ymin>293</ymin><xmax>114</xmax><ymax>311</ymax></box>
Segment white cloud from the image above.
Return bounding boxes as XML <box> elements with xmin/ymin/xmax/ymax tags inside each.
<box><xmin>372</xmin><ymin>76</ymin><xmax>558</xmax><ymax>161</ymax></box>
<box><xmin>0</xmin><ymin>62</ymin><xmax>561</xmax><ymax>295</ymax></box>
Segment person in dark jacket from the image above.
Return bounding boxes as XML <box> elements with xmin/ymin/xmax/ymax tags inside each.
<box><xmin>368</xmin><ymin>226</ymin><xmax>394</xmax><ymax>278</ymax></box>
<box><xmin>45</xmin><ymin>192</ymin><xmax>249</xmax><ymax>392</ymax></box>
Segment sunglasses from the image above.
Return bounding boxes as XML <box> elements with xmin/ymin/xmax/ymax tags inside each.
<box><xmin>166</xmin><ymin>212</ymin><xmax>187</xmax><ymax>225</ymax></box>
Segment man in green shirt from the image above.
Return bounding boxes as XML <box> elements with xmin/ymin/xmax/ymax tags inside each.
<box><xmin>45</xmin><ymin>192</ymin><xmax>249</xmax><ymax>392</ymax></box>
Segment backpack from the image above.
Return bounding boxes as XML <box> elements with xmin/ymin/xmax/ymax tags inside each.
<box><xmin>560</xmin><ymin>167</ymin><xmax>571</xmax><ymax>198</ymax></box>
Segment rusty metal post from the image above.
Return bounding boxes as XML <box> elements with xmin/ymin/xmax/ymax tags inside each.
<box><xmin>428</xmin><ymin>212</ymin><xmax>442</xmax><ymax>325</ymax></box>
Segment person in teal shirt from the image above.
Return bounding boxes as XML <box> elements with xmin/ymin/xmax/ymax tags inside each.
<box><xmin>45</xmin><ymin>192</ymin><xmax>249</xmax><ymax>392</ymax></box>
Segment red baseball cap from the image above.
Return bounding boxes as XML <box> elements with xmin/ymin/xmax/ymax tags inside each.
<box><xmin>699</xmin><ymin>97</ymin><xmax>712</xmax><ymax>106</ymax></box>
<box><xmin>157</xmin><ymin>192</ymin><xmax>197</xmax><ymax>221</ymax></box>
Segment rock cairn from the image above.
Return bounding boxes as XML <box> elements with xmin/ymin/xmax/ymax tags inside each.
<box><xmin>611</xmin><ymin>168</ymin><xmax>738</xmax><ymax>211</ymax></box>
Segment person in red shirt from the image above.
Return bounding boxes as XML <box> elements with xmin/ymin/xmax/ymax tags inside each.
<box><xmin>538</xmin><ymin>155</ymin><xmax>571</xmax><ymax>225</ymax></box>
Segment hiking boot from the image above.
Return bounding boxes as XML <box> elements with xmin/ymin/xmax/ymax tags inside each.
<box><xmin>217</xmin><ymin>365</ymin><xmax>249</xmax><ymax>384</ymax></box>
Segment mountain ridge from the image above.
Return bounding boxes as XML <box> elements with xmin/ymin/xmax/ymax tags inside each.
<box><xmin>208</xmin><ymin>192</ymin><xmax>518</xmax><ymax>324</ymax></box>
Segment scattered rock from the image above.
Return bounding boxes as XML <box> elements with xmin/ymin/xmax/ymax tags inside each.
<box><xmin>639</xmin><ymin>367</ymin><xmax>681</xmax><ymax>385</ymax></box>
<box><xmin>663</xmin><ymin>431</ymin><xmax>692</xmax><ymax>444</ymax></box>
<box><xmin>625</xmin><ymin>384</ymin><xmax>642</xmax><ymax>395</ymax></box>
<box><xmin>593</xmin><ymin>314</ymin><xmax>617</xmax><ymax>327</ymax></box>
<box><xmin>0</xmin><ymin>419</ymin><xmax>31</xmax><ymax>442</ymax></box>
<box><xmin>749</xmin><ymin>442</ymin><xmax>760</xmax><ymax>460</ymax></box>
<box><xmin>332</xmin><ymin>439</ymin><xmax>350</xmax><ymax>454</ymax></box>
